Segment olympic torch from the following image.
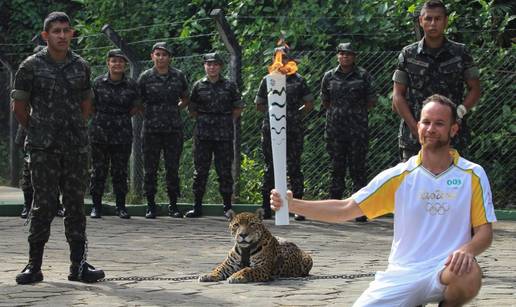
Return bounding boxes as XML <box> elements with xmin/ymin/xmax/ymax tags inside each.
<box><xmin>266</xmin><ymin>45</ymin><xmax>298</xmax><ymax>225</ymax></box>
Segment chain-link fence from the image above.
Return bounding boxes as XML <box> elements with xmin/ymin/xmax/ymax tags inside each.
<box><xmin>86</xmin><ymin>48</ymin><xmax>515</xmax><ymax>208</ymax></box>
<box><xmin>1</xmin><ymin>38</ymin><xmax>514</xmax><ymax>208</ymax></box>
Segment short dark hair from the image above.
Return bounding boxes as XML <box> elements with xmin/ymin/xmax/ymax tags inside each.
<box><xmin>422</xmin><ymin>94</ymin><xmax>457</xmax><ymax>122</ymax></box>
<box><xmin>43</xmin><ymin>12</ymin><xmax>71</xmax><ymax>32</ymax></box>
<box><xmin>420</xmin><ymin>0</ymin><xmax>448</xmax><ymax>16</ymax></box>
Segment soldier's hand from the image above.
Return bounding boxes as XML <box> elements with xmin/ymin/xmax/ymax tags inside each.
<box><xmin>190</xmin><ymin>111</ymin><xmax>198</xmax><ymax>118</ymax></box>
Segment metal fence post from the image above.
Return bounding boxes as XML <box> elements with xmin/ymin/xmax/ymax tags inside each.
<box><xmin>0</xmin><ymin>52</ymin><xmax>19</xmax><ymax>187</ymax></box>
<box><xmin>210</xmin><ymin>9</ymin><xmax>243</xmax><ymax>200</ymax></box>
<box><xmin>101</xmin><ymin>24</ymin><xmax>144</xmax><ymax>198</ymax></box>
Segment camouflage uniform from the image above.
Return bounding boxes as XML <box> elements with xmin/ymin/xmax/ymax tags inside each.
<box><xmin>393</xmin><ymin>38</ymin><xmax>479</xmax><ymax>160</ymax></box>
<box><xmin>89</xmin><ymin>72</ymin><xmax>139</xmax><ymax>205</ymax></box>
<box><xmin>321</xmin><ymin>65</ymin><xmax>377</xmax><ymax>199</ymax></box>
<box><xmin>15</xmin><ymin>126</ymin><xmax>34</xmax><ymax>217</ymax></box>
<box><xmin>255</xmin><ymin>73</ymin><xmax>313</xmax><ymax>206</ymax></box>
<box><xmin>11</xmin><ymin>47</ymin><xmax>91</xmax><ymax>245</ymax></box>
<box><xmin>189</xmin><ymin>75</ymin><xmax>243</xmax><ymax>209</ymax></box>
<box><xmin>138</xmin><ymin>66</ymin><xmax>188</xmax><ymax>204</ymax></box>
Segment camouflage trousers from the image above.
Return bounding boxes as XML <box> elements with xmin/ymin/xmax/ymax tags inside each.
<box><xmin>261</xmin><ymin>131</ymin><xmax>304</xmax><ymax>204</ymax></box>
<box><xmin>89</xmin><ymin>143</ymin><xmax>131</xmax><ymax>198</ymax></box>
<box><xmin>143</xmin><ymin>131</ymin><xmax>183</xmax><ymax>198</ymax></box>
<box><xmin>192</xmin><ymin>138</ymin><xmax>234</xmax><ymax>199</ymax></box>
<box><xmin>326</xmin><ymin>136</ymin><xmax>368</xmax><ymax>199</ymax></box>
<box><xmin>20</xmin><ymin>151</ymin><xmax>32</xmax><ymax>194</ymax></box>
<box><xmin>27</xmin><ymin>149</ymin><xmax>88</xmax><ymax>244</ymax></box>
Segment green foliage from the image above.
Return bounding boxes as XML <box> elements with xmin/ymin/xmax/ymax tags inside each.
<box><xmin>238</xmin><ymin>150</ymin><xmax>264</xmax><ymax>204</ymax></box>
<box><xmin>0</xmin><ymin>0</ymin><xmax>513</xmax><ymax>209</ymax></box>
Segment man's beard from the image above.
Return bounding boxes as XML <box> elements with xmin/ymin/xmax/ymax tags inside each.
<box><xmin>422</xmin><ymin>135</ymin><xmax>451</xmax><ymax>149</ymax></box>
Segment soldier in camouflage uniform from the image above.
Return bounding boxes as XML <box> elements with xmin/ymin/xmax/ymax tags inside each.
<box><xmin>138</xmin><ymin>42</ymin><xmax>189</xmax><ymax>218</ymax></box>
<box><xmin>11</xmin><ymin>12</ymin><xmax>104</xmax><ymax>284</ymax></box>
<box><xmin>17</xmin><ymin>45</ymin><xmax>64</xmax><ymax>219</ymax></box>
<box><xmin>321</xmin><ymin>43</ymin><xmax>377</xmax><ymax>222</ymax></box>
<box><xmin>186</xmin><ymin>53</ymin><xmax>243</xmax><ymax>218</ymax></box>
<box><xmin>89</xmin><ymin>49</ymin><xmax>139</xmax><ymax>219</ymax></box>
<box><xmin>392</xmin><ymin>0</ymin><xmax>480</xmax><ymax>161</ymax></box>
<box><xmin>255</xmin><ymin>46</ymin><xmax>314</xmax><ymax>220</ymax></box>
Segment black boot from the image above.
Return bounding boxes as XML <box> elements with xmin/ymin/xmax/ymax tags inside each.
<box><xmin>68</xmin><ymin>241</ymin><xmax>105</xmax><ymax>283</ymax></box>
<box><xmin>222</xmin><ymin>193</ymin><xmax>233</xmax><ymax>219</ymax></box>
<box><xmin>185</xmin><ymin>197</ymin><xmax>202</xmax><ymax>218</ymax></box>
<box><xmin>56</xmin><ymin>194</ymin><xmax>65</xmax><ymax>217</ymax></box>
<box><xmin>16</xmin><ymin>242</ymin><xmax>44</xmax><ymax>284</ymax></box>
<box><xmin>115</xmin><ymin>193</ymin><xmax>130</xmax><ymax>219</ymax></box>
<box><xmin>90</xmin><ymin>194</ymin><xmax>102</xmax><ymax>218</ymax></box>
<box><xmin>145</xmin><ymin>195</ymin><xmax>157</xmax><ymax>218</ymax></box>
<box><xmin>167</xmin><ymin>194</ymin><xmax>182</xmax><ymax>218</ymax></box>
<box><xmin>20</xmin><ymin>191</ymin><xmax>33</xmax><ymax>219</ymax></box>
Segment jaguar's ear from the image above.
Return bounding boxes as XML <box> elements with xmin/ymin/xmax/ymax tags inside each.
<box><xmin>256</xmin><ymin>208</ymin><xmax>264</xmax><ymax>221</ymax></box>
<box><xmin>227</xmin><ymin>209</ymin><xmax>236</xmax><ymax>221</ymax></box>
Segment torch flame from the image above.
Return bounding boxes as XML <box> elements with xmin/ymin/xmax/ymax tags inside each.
<box><xmin>268</xmin><ymin>43</ymin><xmax>298</xmax><ymax>75</ymax></box>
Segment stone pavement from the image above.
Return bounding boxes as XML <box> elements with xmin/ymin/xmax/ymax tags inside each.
<box><xmin>0</xmin><ymin>215</ymin><xmax>515</xmax><ymax>307</ymax></box>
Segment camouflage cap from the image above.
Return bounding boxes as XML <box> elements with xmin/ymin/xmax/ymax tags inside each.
<box><xmin>151</xmin><ymin>42</ymin><xmax>171</xmax><ymax>55</ymax></box>
<box><xmin>107</xmin><ymin>48</ymin><xmax>128</xmax><ymax>61</ymax></box>
<box><xmin>336</xmin><ymin>42</ymin><xmax>356</xmax><ymax>54</ymax></box>
<box><xmin>203</xmin><ymin>52</ymin><xmax>223</xmax><ymax>64</ymax></box>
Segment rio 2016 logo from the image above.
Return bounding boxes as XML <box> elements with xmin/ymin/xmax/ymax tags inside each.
<box><xmin>446</xmin><ymin>178</ymin><xmax>462</xmax><ymax>187</ymax></box>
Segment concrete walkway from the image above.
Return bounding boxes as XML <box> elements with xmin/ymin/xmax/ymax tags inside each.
<box><xmin>0</xmin><ymin>214</ymin><xmax>515</xmax><ymax>306</ymax></box>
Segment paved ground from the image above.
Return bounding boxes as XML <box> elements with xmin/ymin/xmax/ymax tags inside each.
<box><xmin>0</xmin><ymin>214</ymin><xmax>515</xmax><ymax>306</ymax></box>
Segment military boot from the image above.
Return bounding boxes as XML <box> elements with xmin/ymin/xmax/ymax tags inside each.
<box><xmin>185</xmin><ymin>197</ymin><xmax>202</xmax><ymax>218</ymax></box>
<box><xmin>115</xmin><ymin>193</ymin><xmax>130</xmax><ymax>219</ymax></box>
<box><xmin>68</xmin><ymin>241</ymin><xmax>105</xmax><ymax>283</ymax></box>
<box><xmin>222</xmin><ymin>193</ymin><xmax>233</xmax><ymax>219</ymax></box>
<box><xmin>145</xmin><ymin>195</ymin><xmax>157</xmax><ymax>219</ymax></box>
<box><xmin>168</xmin><ymin>195</ymin><xmax>182</xmax><ymax>218</ymax></box>
<box><xmin>16</xmin><ymin>242</ymin><xmax>45</xmax><ymax>284</ymax></box>
<box><xmin>20</xmin><ymin>191</ymin><xmax>33</xmax><ymax>219</ymax></box>
<box><xmin>90</xmin><ymin>194</ymin><xmax>102</xmax><ymax>218</ymax></box>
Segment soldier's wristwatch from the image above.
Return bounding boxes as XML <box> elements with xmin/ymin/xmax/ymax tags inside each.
<box><xmin>457</xmin><ymin>104</ymin><xmax>467</xmax><ymax>119</ymax></box>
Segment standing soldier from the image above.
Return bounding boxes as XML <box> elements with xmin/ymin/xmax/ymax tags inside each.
<box><xmin>185</xmin><ymin>53</ymin><xmax>244</xmax><ymax>218</ymax></box>
<box><xmin>17</xmin><ymin>46</ymin><xmax>64</xmax><ymax>219</ymax></box>
<box><xmin>392</xmin><ymin>0</ymin><xmax>480</xmax><ymax>161</ymax></box>
<box><xmin>138</xmin><ymin>42</ymin><xmax>189</xmax><ymax>218</ymax></box>
<box><xmin>320</xmin><ymin>42</ymin><xmax>377</xmax><ymax>222</ymax></box>
<box><xmin>89</xmin><ymin>49</ymin><xmax>139</xmax><ymax>219</ymax></box>
<box><xmin>11</xmin><ymin>12</ymin><xmax>104</xmax><ymax>284</ymax></box>
<box><xmin>255</xmin><ymin>46</ymin><xmax>314</xmax><ymax>220</ymax></box>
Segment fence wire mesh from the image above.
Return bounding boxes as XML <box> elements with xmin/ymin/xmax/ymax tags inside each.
<box><xmin>87</xmin><ymin>48</ymin><xmax>515</xmax><ymax>208</ymax></box>
<box><xmin>2</xmin><ymin>44</ymin><xmax>514</xmax><ymax>208</ymax></box>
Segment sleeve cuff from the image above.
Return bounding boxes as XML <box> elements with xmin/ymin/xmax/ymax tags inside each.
<box><xmin>392</xmin><ymin>70</ymin><xmax>408</xmax><ymax>84</ymax></box>
<box><xmin>255</xmin><ymin>96</ymin><xmax>267</xmax><ymax>105</ymax></box>
<box><xmin>302</xmin><ymin>93</ymin><xmax>314</xmax><ymax>103</ymax></box>
<box><xmin>464</xmin><ymin>67</ymin><xmax>480</xmax><ymax>80</ymax></box>
<box><xmin>11</xmin><ymin>89</ymin><xmax>30</xmax><ymax>101</ymax></box>
<box><xmin>233</xmin><ymin>99</ymin><xmax>245</xmax><ymax>108</ymax></box>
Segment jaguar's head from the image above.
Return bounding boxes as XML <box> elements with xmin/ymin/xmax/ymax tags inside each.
<box><xmin>228</xmin><ymin>209</ymin><xmax>266</xmax><ymax>248</ymax></box>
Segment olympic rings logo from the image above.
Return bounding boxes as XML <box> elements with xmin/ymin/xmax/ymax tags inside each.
<box><xmin>425</xmin><ymin>202</ymin><xmax>450</xmax><ymax>215</ymax></box>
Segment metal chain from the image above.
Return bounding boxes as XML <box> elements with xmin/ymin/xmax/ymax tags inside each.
<box><xmin>100</xmin><ymin>272</ymin><xmax>375</xmax><ymax>283</ymax></box>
